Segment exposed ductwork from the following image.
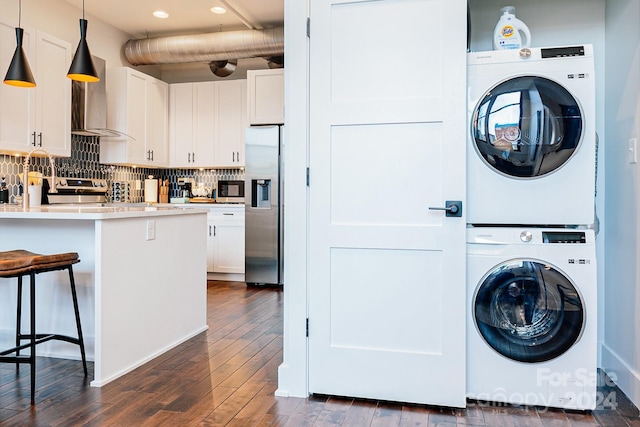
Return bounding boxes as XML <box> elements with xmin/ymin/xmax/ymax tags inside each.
<box><xmin>123</xmin><ymin>27</ymin><xmax>284</xmax><ymax>67</ymax></box>
<box><xmin>209</xmin><ymin>59</ymin><xmax>237</xmax><ymax>77</ymax></box>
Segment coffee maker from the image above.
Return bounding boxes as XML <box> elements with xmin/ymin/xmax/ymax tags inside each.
<box><xmin>177</xmin><ymin>177</ymin><xmax>194</xmax><ymax>198</ymax></box>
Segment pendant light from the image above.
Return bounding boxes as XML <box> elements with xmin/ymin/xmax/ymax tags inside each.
<box><xmin>67</xmin><ymin>0</ymin><xmax>99</xmax><ymax>82</ymax></box>
<box><xmin>4</xmin><ymin>0</ymin><xmax>36</xmax><ymax>87</ymax></box>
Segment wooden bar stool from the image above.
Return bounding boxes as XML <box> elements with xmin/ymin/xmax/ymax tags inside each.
<box><xmin>0</xmin><ymin>250</ymin><xmax>88</xmax><ymax>404</ymax></box>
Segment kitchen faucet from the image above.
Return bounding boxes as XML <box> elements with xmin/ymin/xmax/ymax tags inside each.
<box><xmin>22</xmin><ymin>147</ymin><xmax>57</xmax><ymax>210</ymax></box>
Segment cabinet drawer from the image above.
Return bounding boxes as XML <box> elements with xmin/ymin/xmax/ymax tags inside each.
<box><xmin>207</xmin><ymin>207</ymin><xmax>245</xmax><ymax>221</ymax></box>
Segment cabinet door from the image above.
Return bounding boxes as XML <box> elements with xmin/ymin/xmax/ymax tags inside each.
<box><xmin>192</xmin><ymin>82</ymin><xmax>215</xmax><ymax>167</ymax></box>
<box><xmin>0</xmin><ymin>20</ymin><xmax>35</xmax><ymax>154</ymax></box>
<box><xmin>148</xmin><ymin>78</ymin><xmax>168</xmax><ymax>166</ymax></box>
<box><xmin>34</xmin><ymin>31</ymin><xmax>71</xmax><ymax>156</ymax></box>
<box><xmin>126</xmin><ymin>70</ymin><xmax>149</xmax><ymax>165</ymax></box>
<box><xmin>247</xmin><ymin>69</ymin><xmax>284</xmax><ymax>125</ymax></box>
<box><xmin>216</xmin><ymin>80</ymin><xmax>247</xmax><ymax>167</ymax></box>
<box><xmin>212</xmin><ymin>221</ymin><xmax>245</xmax><ymax>274</ymax></box>
<box><xmin>170</xmin><ymin>83</ymin><xmax>194</xmax><ymax>167</ymax></box>
<box><xmin>206</xmin><ymin>219</ymin><xmax>215</xmax><ymax>272</ymax></box>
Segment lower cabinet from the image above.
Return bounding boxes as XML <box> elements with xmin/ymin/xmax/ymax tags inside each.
<box><xmin>207</xmin><ymin>206</ymin><xmax>245</xmax><ymax>274</ymax></box>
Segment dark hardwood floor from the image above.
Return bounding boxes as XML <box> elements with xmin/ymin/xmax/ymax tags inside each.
<box><xmin>0</xmin><ymin>280</ymin><xmax>639</xmax><ymax>426</ymax></box>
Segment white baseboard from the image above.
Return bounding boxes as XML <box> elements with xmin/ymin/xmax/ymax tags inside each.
<box><xmin>601</xmin><ymin>342</ymin><xmax>640</xmax><ymax>409</ymax></box>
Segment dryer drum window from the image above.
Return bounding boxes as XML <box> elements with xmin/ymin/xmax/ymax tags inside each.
<box><xmin>472</xmin><ymin>76</ymin><xmax>583</xmax><ymax>179</ymax></box>
<box><xmin>473</xmin><ymin>259</ymin><xmax>584</xmax><ymax>363</ymax></box>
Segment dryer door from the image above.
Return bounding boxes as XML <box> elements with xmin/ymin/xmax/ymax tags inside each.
<box><xmin>471</xmin><ymin>76</ymin><xmax>583</xmax><ymax>179</ymax></box>
<box><xmin>473</xmin><ymin>259</ymin><xmax>584</xmax><ymax>363</ymax></box>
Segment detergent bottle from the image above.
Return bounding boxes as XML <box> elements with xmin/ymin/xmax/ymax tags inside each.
<box><xmin>493</xmin><ymin>6</ymin><xmax>531</xmax><ymax>50</ymax></box>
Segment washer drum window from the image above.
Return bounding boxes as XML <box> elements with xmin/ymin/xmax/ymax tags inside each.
<box><xmin>471</xmin><ymin>76</ymin><xmax>583</xmax><ymax>179</ymax></box>
<box><xmin>473</xmin><ymin>259</ymin><xmax>584</xmax><ymax>363</ymax></box>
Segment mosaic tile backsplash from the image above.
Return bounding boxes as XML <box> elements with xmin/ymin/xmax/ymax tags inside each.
<box><xmin>0</xmin><ymin>135</ymin><xmax>244</xmax><ymax>203</ymax></box>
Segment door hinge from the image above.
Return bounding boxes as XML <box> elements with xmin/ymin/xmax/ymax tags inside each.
<box><xmin>306</xmin><ymin>167</ymin><xmax>310</xmax><ymax>186</ymax></box>
<box><xmin>306</xmin><ymin>318</ymin><xmax>309</xmax><ymax>337</ymax></box>
<box><xmin>306</xmin><ymin>17</ymin><xmax>310</xmax><ymax>38</ymax></box>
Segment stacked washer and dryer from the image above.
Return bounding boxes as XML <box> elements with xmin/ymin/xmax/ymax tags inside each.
<box><xmin>465</xmin><ymin>45</ymin><xmax>598</xmax><ymax>410</ymax></box>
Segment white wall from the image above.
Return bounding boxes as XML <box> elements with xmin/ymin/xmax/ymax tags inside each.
<box><xmin>276</xmin><ymin>0</ymin><xmax>309</xmax><ymax>398</ymax></box>
<box><xmin>602</xmin><ymin>0</ymin><xmax>640</xmax><ymax>409</ymax></box>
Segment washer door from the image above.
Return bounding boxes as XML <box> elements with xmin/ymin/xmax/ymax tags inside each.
<box><xmin>471</xmin><ymin>76</ymin><xmax>583</xmax><ymax>178</ymax></box>
<box><xmin>473</xmin><ymin>259</ymin><xmax>584</xmax><ymax>363</ymax></box>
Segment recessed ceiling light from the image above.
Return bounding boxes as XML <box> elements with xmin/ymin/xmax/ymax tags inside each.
<box><xmin>211</xmin><ymin>6</ymin><xmax>226</xmax><ymax>14</ymax></box>
<box><xmin>153</xmin><ymin>10</ymin><xmax>169</xmax><ymax>19</ymax></box>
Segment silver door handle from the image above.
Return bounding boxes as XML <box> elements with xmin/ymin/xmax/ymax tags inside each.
<box><xmin>429</xmin><ymin>200</ymin><xmax>462</xmax><ymax>217</ymax></box>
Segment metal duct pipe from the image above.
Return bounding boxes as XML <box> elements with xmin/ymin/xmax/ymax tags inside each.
<box><xmin>124</xmin><ymin>27</ymin><xmax>284</xmax><ymax>66</ymax></box>
<box><xmin>209</xmin><ymin>59</ymin><xmax>237</xmax><ymax>77</ymax></box>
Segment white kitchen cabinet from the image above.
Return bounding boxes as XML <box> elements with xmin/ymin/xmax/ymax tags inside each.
<box><xmin>170</xmin><ymin>80</ymin><xmax>247</xmax><ymax>168</ymax></box>
<box><xmin>0</xmin><ymin>21</ymin><xmax>71</xmax><ymax>157</ymax></box>
<box><xmin>207</xmin><ymin>206</ymin><xmax>245</xmax><ymax>275</ymax></box>
<box><xmin>215</xmin><ymin>80</ymin><xmax>247</xmax><ymax>167</ymax></box>
<box><xmin>247</xmin><ymin>69</ymin><xmax>284</xmax><ymax>125</ymax></box>
<box><xmin>101</xmin><ymin>67</ymin><xmax>169</xmax><ymax>167</ymax></box>
<box><xmin>170</xmin><ymin>82</ymin><xmax>216</xmax><ymax>167</ymax></box>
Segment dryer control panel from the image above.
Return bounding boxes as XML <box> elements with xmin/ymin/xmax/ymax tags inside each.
<box><xmin>542</xmin><ymin>231</ymin><xmax>586</xmax><ymax>244</ymax></box>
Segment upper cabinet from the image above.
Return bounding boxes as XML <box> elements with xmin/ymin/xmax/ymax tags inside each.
<box><xmin>215</xmin><ymin>80</ymin><xmax>247</xmax><ymax>168</ymax></box>
<box><xmin>169</xmin><ymin>80</ymin><xmax>247</xmax><ymax>168</ymax></box>
<box><xmin>170</xmin><ymin>82</ymin><xmax>216</xmax><ymax>168</ymax></box>
<box><xmin>101</xmin><ymin>67</ymin><xmax>169</xmax><ymax>167</ymax></box>
<box><xmin>247</xmin><ymin>69</ymin><xmax>284</xmax><ymax>125</ymax></box>
<box><xmin>0</xmin><ymin>21</ymin><xmax>71</xmax><ymax>157</ymax></box>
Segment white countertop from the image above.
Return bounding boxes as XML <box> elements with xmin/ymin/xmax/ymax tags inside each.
<box><xmin>0</xmin><ymin>203</ymin><xmax>209</xmax><ymax>220</ymax></box>
<box><xmin>164</xmin><ymin>202</ymin><xmax>244</xmax><ymax>208</ymax></box>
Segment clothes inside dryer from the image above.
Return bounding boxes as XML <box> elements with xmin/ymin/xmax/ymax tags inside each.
<box><xmin>472</xmin><ymin>76</ymin><xmax>583</xmax><ymax>178</ymax></box>
<box><xmin>473</xmin><ymin>259</ymin><xmax>584</xmax><ymax>363</ymax></box>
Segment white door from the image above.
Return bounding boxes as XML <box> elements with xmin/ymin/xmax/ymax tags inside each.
<box><xmin>308</xmin><ymin>0</ymin><xmax>467</xmax><ymax>407</ymax></box>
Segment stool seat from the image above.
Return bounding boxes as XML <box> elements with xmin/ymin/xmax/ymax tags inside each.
<box><xmin>0</xmin><ymin>250</ymin><xmax>79</xmax><ymax>276</ymax></box>
<box><xmin>0</xmin><ymin>249</ymin><xmax>86</xmax><ymax>404</ymax></box>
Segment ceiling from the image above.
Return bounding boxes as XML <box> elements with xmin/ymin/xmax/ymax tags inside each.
<box><xmin>60</xmin><ymin>0</ymin><xmax>284</xmax><ymax>82</ymax></box>
<box><xmin>60</xmin><ymin>0</ymin><xmax>284</xmax><ymax>39</ymax></box>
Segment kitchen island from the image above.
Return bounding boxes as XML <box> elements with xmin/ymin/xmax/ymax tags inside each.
<box><xmin>0</xmin><ymin>204</ymin><xmax>208</xmax><ymax>386</ymax></box>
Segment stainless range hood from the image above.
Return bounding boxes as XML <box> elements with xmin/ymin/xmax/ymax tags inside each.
<box><xmin>71</xmin><ymin>56</ymin><xmax>124</xmax><ymax>137</ymax></box>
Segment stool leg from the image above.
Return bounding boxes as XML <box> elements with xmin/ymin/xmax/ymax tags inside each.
<box><xmin>15</xmin><ymin>275</ymin><xmax>23</xmax><ymax>365</ymax></box>
<box><xmin>68</xmin><ymin>265</ymin><xmax>88</xmax><ymax>377</ymax></box>
<box><xmin>29</xmin><ymin>271</ymin><xmax>36</xmax><ymax>405</ymax></box>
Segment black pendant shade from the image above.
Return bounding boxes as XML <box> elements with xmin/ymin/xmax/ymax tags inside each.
<box><xmin>67</xmin><ymin>19</ymin><xmax>99</xmax><ymax>82</ymax></box>
<box><xmin>4</xmin><ymin>27</ymin><xmax>36</xmax><ymax>87</ymax></box>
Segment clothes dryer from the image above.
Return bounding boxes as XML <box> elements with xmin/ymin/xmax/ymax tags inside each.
<box><xmin>466</xmin><ymin>227</ymin><xmax>597</xmax><ymax>410</ymax></box>
<box><xmin>467</xmin><ymin>45</ymin><xmax>596</xmax><ymax>225</ymax></box>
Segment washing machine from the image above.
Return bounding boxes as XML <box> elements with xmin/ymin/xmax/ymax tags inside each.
<box><xmin>467</xmin><ymin>45</ymin><xmax>596</xmax><ymax>226</ymax></box>
<box><xmin>466</xmin><ymin>227</ymin><xmax>597</xmax><ymax>410</ymax></box>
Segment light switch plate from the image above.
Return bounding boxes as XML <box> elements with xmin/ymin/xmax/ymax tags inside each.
<box><xmin>629</xmin><ymin>138</ymin><xmax>637</xmax><ymax>164</ymax></box>
<box><xmin>146</xmin><ymin>220</ymin><xmax>156</xmax><ymax>241</ymax></box>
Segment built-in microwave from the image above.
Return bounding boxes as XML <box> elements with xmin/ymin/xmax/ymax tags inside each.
<box><xmin>216</xmin><ymin>180</ymin><xmax>245</xmax><ymax>204</ymax></box>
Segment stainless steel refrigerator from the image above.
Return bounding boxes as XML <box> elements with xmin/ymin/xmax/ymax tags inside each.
<box><xmin>245</xmin><ymin>125</ymin><xmax>284</xmax><ymax>286</ymax></box>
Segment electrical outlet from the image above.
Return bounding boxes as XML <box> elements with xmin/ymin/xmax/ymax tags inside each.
<box><xmin>146</xmin><ymin>220</ymin><xmax>155</xmax><ymax>241</ymax></box>
<box><xmin>629</xmin><ymin>138</ymin><xmax>637</xmax><ymax>164</ymax></box>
